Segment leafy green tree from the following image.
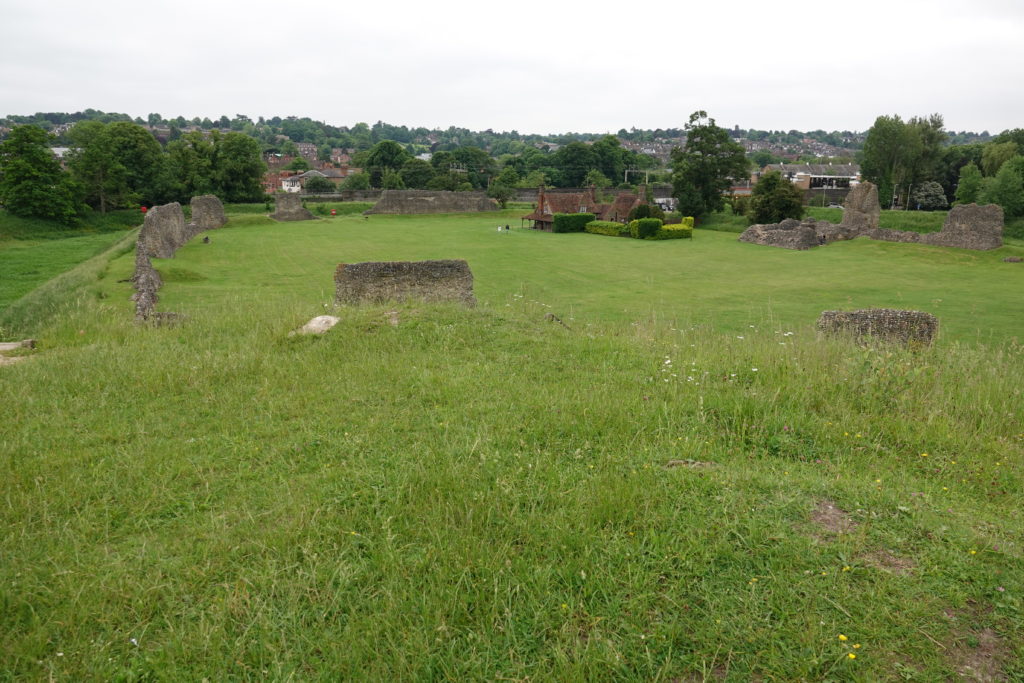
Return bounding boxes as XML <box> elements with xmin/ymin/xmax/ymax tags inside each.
<box><xmin>286</xmin><ymin>157</ymin><xmax>311</xmax><ymax>172</ymax></box>
<box><xmin>342</xmin><ymin>172</ymin><xmax>371</xmax><ymax>190</ymax></box>
<box><xmin>364</xmin><ymin>140</ymin><xmax>411</xmax><ymax>187</ymax></box>
<box><xmin>68</xmin><ymin>121</ymin><xmax>167</xmax><ymax>211</ymax></box>
<box><xmin>67</xmin><ymin>121</ymin><xmax>129</xmax><ymax>213</ymax></box>
<box><xmin>487</xmin><ymin>182</ymin><xmax>515</xmax><ymax>208</ymax></box>
<box><xmin>381</xmin><ymin>169</ymin><xmax>405</xmax><ymax>189</ymax></box>
<box><xmin>303</xmin><ymin>174</ymin><xmax>335</xmax><ymax>193</ymax></box>
<box><xmin>516</xmin><ymin>169</ymin><xmax>548</xmax><ymax>188</ymax></box>
<box><xmin>860</xmin><ymin>114</ymin><xmax>920</xmax><ymax>208</ymax></box>
<box><xmin>399</xmin><ymin>158</ymin><xmax>435</xmax><ymax>189</ymax></box>
<box><xmin>215</xmin><ymin>132</ymin><xmax>265</xmax><ymax>202</ymax></box>
<box><xmin>750</xmin><ymin>150</ymin><xmax>781</xmax><ymax>168</ymax></box>
<box><xmin>591</xmin><ymin>135</ymin><xmax>626</xmax><ymax>184</ymax></box>
<box><xmin>954</xmin><ymin>162</ymin><xmax>983</xmax><ymax>205</ymax></box>
<box><xmin>583</xmin><ymin>169</ymin><xmax>612</xmax><ymax>190</ymax></box>
<box><xmin>166</xmin><ymin>132</ymin><xmax>216</xmax><ymax>200</ymax></box>
<box><xmin>981</xmin><ymin>156</ymin><xmax>1024</xmax><ymax>218</ymax></box>
<box><xmin>748</xmin><ymin>170</ymin><xmax>804</xmax><ymax>223</ymax></box>
<box><xmin>982</xmin><ymin>141</ymin><xmax>1018</xmax><ymax>176</ymax></box>
<box><xmin>552</xmin><ymin>142</ymin><xmax>597</xmax><ymax>187</ymax></box>
<box><xmin>0</xmin><ymin>125</ymin><xmax>80</xmax><ymax>223</ymax></box>
<box><xmin>670</xmin><ymin>111</ymin><xmax>749</xmax><ymax>218</ymax></box>
<box><xmin>910</xmin><ymin>181</ymin><xmax>948</xmax><ymax>211</ymax></box>
<box><xmin>450</xmin><ymin>146</ymin><xmax>495</xmax><ymax>189</ymax></box>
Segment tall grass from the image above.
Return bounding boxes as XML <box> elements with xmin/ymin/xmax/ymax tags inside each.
<box><xmin>2</xmin><ymin>291</ymin><xmax>1022</xmax><ymax>679</ymax></box>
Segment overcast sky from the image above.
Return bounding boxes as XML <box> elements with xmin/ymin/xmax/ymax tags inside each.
<box><xmin>2</xmin><ymin>0</ymin><xmax>1022</xmax><ymax>136</ymax></box>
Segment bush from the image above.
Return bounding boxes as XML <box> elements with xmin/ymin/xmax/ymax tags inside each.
<box><xmin>652</xmin><ymin>224</ymin><xmax>693</xmax><ymax>240</ymax></box>
<box><xmin>585</xmin><ymin>220</ymin><xmax>629</xmax><ymax>237</ymax></box>
<box><xmin>629</xmin><ymin>218</ymin><xmax>663</xmax><ymax>239</ymax></box>
<box><xmin>749</xmin><ymin>171</ymin><xmax>804</xmax><ymax>224</ymax></box>
<box><xmin>552</xmin><ymin>213</ymin><xmax>595</xmax><ymax>233</ymax></box>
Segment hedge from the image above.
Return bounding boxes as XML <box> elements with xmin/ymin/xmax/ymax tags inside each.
<box><xmin>629</xmin><ymin>218</ymin><xmax>662</xmax><ymax>239</ymax></box>
<box><xmin>552</xmin><ymin>213</ymin><xmax>595</xmax><ymax>233</ymax></box>
<box><xmin>652</xmin><ymin>223</ymin><xmax>693</xmax><ymax>239</ymax></box>
<box><xmin>585</xmin><ymin>220</ymin><xmax>629</xmax><ymax>237</ymax></box>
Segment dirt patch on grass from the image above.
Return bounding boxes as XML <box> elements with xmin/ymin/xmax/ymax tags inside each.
<box><xmin>944</xmin><ymin>602</ymin><xmax>1010</xmax><ymax>682</ymax></box>
<box><xmin>809</xmin><ymin>499</ymin><xmax>856</xmax><ymax>538</ymax></box>
<box><xmin>861</xmin><ymin>549</ymin><xmax>916</xmax><ymax>575</ymax></box>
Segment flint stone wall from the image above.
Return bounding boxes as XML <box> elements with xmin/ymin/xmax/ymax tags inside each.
<box><xmin>138</xmin><ymin>203</ymin><xmax>190</xmax><ymax>258</ymax></box>
<box><xmin>365</xmin><ymin>190</ymin><xmax>499</xmax><ymax>215</ymax></box>
<box><xmin>334</xmin><ymin>260</ymin><xmax>476</xmax><ymax>307</ymax></box>
<box><xmin>818</xmin><ymin>308</ymin><xmax>938</xmax><ymax>346</ymax></box>
<box><xmin>739</xmin><ymin>183</ymin><xmax>1002</xmax><ymax>251</ymax></box>
<box><xmin>271</xmin><ymin>193</ymin><xmax>315</xmax><ymax>221</ymax></box>
<box><xmin>839</xmin><ymin>182</ymin><xmax>880</xmax><ymax>231</ymax></box>
<box><xmin>131</xmin><ymin>196</ymin><xmax>228</xmax><ymax>321</ymax></box>
<box><xmin>191</xmin><ymin>194</ymin><xmax>227</xmax><ymax>231</ymax></box>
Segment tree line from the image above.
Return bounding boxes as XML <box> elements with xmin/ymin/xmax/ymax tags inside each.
<box><xmin>860</xmin><ymin>114</ymin><xmax>1024</xmax><ymax>217</ymax></box>
<box><xmin>0</xmin><ymin>122</ymin><xmax>265</xmax><ymax>223</ymax></box>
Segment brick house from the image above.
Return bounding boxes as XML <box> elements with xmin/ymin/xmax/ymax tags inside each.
<box><xmin>522</xmin><ymin>186</ymin><xmax>644</xmax><ymax>231</ymax></box>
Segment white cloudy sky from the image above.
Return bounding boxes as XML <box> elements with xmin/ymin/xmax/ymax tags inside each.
<box><xmin>2</xmin><ymin>0</ymin><xmax>1022</xmax><ymax>135</ymax></box>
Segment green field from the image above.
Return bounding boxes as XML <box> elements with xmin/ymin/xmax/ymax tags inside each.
<box><xmin>2</xmin><ymin>207</ymin><xmax>1023</xmax><ymax>680</ymax></box>
<box><xmin>72</xmin><ymin>208</ymin><xmax>1024</xmax><ymax>345</ymax></box>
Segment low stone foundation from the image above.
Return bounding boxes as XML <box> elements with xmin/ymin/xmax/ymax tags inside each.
<box><xmin>817</xmin><ymin>308</ymin><xmax>938</xmax><ymax>346</ymax></box>
<box><xmin>365</xmin><ymin>190</ymin><xmax>499</xmax><ymax>214</ymax></box>
<box><xmin>270</xmin><ymin>193</ymin><xmax>315</xmax><ymax>221</ymax></box>
<box><xmin>334</xmin><ymin>260</ymin><xmax>476</xmax><ymax>306</ymax></box>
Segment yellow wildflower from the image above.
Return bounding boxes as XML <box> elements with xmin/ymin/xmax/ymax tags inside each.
<box><xmin>838</xmin><ymin>634</ymin><xmax>848</xmax><ymax>641</ymax></box>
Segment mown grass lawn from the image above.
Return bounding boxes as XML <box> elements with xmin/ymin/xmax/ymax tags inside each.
<box><xmin>2</xmin><ymin>206</ymin><xmax>1023</xmax><ymax>680</ymax></box>
<box><xmin>74</xmin><ymin>207</ymin><xmax>1024</xmax><ymax>345</ymax></box>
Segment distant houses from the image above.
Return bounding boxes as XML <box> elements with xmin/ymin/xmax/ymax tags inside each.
<box><xmin>278</xmin><ymin>167</ymin><xmax>362</xmax><ymax>193</ymax></box>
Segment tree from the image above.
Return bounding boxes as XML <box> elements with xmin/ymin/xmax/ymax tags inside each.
<box><xmin>214</xmin><ymin>132</ymin><xmax>265</xmax><ymax>202</ymax></box>
<box><xmin>910</xmin><ymin>181</ymin><xmax>948</xmax><ymax>211</ymax></box>
<box><xmin>303</xmin><ymin>174</ymin><xmax>335</xmax><ymax>193</ymax></box>
<box><xmin>399</xmin><ymin>158</ymin><xmax>435</xmax><ymax>189</ymax></box>
<box><xmin>67</xmin><ymin>121</ymin><xmax>167</xmax><ymax>211</ymax></box>
<box><xmin>583</xmin><ymin>169</ymin><xmax>612</xmax><ymax>190</ymax></box>
<box><xmin>954</xmin><ymin>162</ymin><xmax>983</xmax><ymax>205</ymax></box>
<box><xmin>381</xmin><ymin>169</ymin><xmax>405</xmax><ymax>189</ymax></box>
<box><xmin>552</xmin><ymin>142</ymin><xmax>596</xmax><ymax>187</ymax></box>
<box><xmin>286</xmin><ymin>157</ymin><xmax>311</xmax><ymax>172</ymax></box>
<box><xmin>982</xmin><ymin>141</ymin><xmax>1018</xmax><ymax>176</ymax></box>
<box><xmin>364</xmin><ymin>140</ymin><xmax>411</xmax><ymax>187</ymax></box>
<box><xmin>591</xmin><ymin>135</ymin><xmax>626</xmax><ymax>184</ymax></box>
<box><xmin>166</xmin><ymin>132</ymin><xmax>216</xmax><ymax>200</ymax></box>
<box><xmin>670</xmin><ymin>111</ymin><xmax>749</xmax><ymax>218</ymax></box>
<box><xmin>750</xmin><ymin>150</ymin><xmax>781</xmax><ymax>168</ymax></box>
<box><xmin>860</xmin><ymin>114</ymin><xmax>920</xmax><ymax>209</ymax></box>
<box><xmin>0</xmin><ymin>125</ymin><xmax>80</xmax><ymax>223</ymax></box>
<box><xmin>342</xmin><ymin>172</ymin><xmax>371</xmax><ymax>190</ymax></box>
<box><xmin>981</xmin><ymin>156</ymin><xmax>1024</xmax><ymax>218</ymax></box>
<box><xmin>748</xmin><ymin>170</ymin><xmax>804</xmax><ymax>223</ymax></box>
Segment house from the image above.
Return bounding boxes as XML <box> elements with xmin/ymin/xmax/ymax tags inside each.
<box><xmin>522</xmin><ymin>186</ymin><xmax>644</xmax><ymax>231</ymax></box>
<box><xmin>295</xmin><ymin>142</ymin><xmax>318</xmax><ymax>162</ymax></box>
<box><xmin>752</xmin><ymin>163</ymin><xmax>861</xmax><ymax>191</ymax></box>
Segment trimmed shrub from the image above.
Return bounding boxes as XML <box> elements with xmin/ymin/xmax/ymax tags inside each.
<box><xmin>585</xmin><ymin>220</ymin><xmax>629</xmax><ymax>237</ymax></box>
<box><xmin>629</xmin><ymin>217</ymin><xmax>663</xmax><ymax>239</ymax></box>
<box><xmin>552</xmin><ymin>212</ymin><xmax>595</xmax><ymax>233</ymax></box>
<box><xmin>652</xmin><ymin>223</ymin><xmax>693</xmax><ymax>240</ymax></box>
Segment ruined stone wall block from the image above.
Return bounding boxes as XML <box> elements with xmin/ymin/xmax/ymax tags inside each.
<box><xmin>365</xmin><ymin>190</ymin><xmax>500</xmax><ymax>215</ymax></box>
<box><xmin>817</xmin><ymin>308</ymin><xmax>938</xmax><ymax>346</ymax></box>
<box><xmin>334</xmin><ymin>260</ymin><xmax>476</xmax><ymax>306</ymax></box>
<box><xmin>739</xmin><ymin>221</ymin><xmax>819</xmax><ymax>249</ymax></box>
<box><xmin>191</xmin><ymin>194</ymin><xmax>228</xmax><ymax>231</ymax></box>
<box><xmin>270</xmin><ymin>193</ymin><xmax>315</xmax><ymax>222</ymax></box>
<box><xmin>137</xmin><ymin>202</ymin><xmax>189</xmax><ymax>258</ymax></box>
<box><xmin>919</xmin><ymin>203</ymin><xmax>1003</xmax><ymax>250</ymax></box>
<box><xmin>839</xmin><ymin>182</ymin><xmax>880</xmax><ymax>232</ymax></box>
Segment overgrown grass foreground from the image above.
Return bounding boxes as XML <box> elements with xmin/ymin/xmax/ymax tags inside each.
<box><xmin>2</xmin><ymin>207</ymin><xmax>1023</xmax><ymax>679</ymax></box>
<box><xmin>2</xmin><ymin>293</ymin><xmax>1022</xmax><ymax>679</ymax></box>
